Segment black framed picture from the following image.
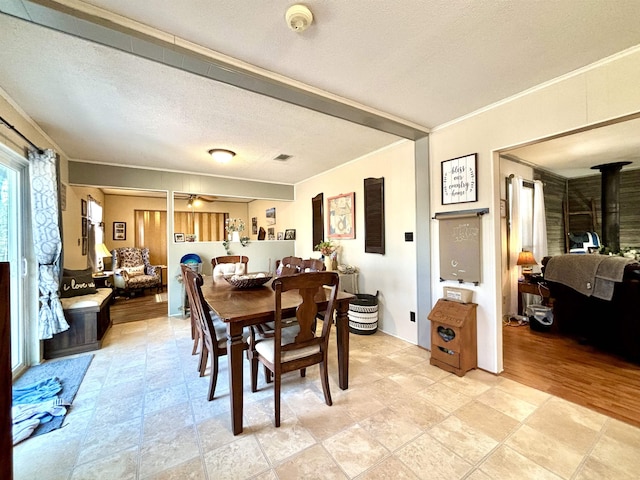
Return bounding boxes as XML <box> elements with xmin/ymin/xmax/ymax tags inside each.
<box><xmin>174</xmin><ymin>233</ymin><xmax>185</xmax><ymax>242</ymax></box>
<box><xmin>81</xmin><ymin>198</ymin><xmax>87</xmax><ymax>217</ymax></box>
<box><xmin>81</xmin><ymin>217</ymin><xmax>88</xmax><ymax>237</ymax></box>
<box><xmin>113</xmin><ymin>221</ymin><xmax>126</xmax><ymax>240</ymax></box>
<box><xmin>81</xmin><ymin>237</ymin><xmax>87</xmax><ymax>256</ymax></box>
<box><xmin>441</xmin><ymin>153</ymin><xmax>477</xmax><ymax>205</ymax></box>
<box><xmin>284</xmin><ymin>229</ymin><xmax>296</xmax><ymax>240</ymax></box>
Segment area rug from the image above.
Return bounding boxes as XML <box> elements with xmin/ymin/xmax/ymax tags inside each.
<box><xmin>12</xmin><ymin>354</ymin><xmax>93</xmax><ymax>438</ymax></box>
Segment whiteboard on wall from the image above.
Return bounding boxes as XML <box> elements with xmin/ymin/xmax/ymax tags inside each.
<box><xmin>438</xmin><ymin>213</ymin><xmax>482</xmax><ymax>284</ymax></box>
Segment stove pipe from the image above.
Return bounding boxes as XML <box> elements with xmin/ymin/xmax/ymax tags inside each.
<box><xmin>590</xmin><ymin>161</ymin><xmax>631</xmax><ymax>252</ymax></box>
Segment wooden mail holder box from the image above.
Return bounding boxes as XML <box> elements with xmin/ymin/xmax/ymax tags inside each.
<box><xmin>428</xmin><ymin>299</ymin><xmax>477</xmax><ymax>376</ymax></box>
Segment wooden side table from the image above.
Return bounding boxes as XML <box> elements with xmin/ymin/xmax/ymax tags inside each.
<box><xmin>518</xmin><ymin>280</ymin><xmax>551</xmax><ymax>316</ymax></box>
<box><xmin>92</xmin><ymin>271</ymin><xmax>113</xmax><ymax>288</ymax></box>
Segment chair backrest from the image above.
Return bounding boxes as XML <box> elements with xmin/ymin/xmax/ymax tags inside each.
<box><xmin>273</xmin><ymin>271</ymin><xmax>339</xmax><ymax>356</ymax></box>
<box><xmin>182</xmin><ymin>264</ymin><xmax>219</xmax><ymax>351</ymax></box>
<box><xmin>112</xmin><ymin>247</ymin><xmax>150</xmax><ymax>269</ymax></box>
<box><xmin>212</xmin><ymin>256</ymin><xmax>249</xmax><ymax>276</ymax></box>
<box><xmin>212</xmin><ymin>255</ymin><xmax>249</xmax><ymax>266</ymax></box>
<box><xmin>301</xmin><ymin>258</ymin><xmax>326</xmax><ymax>272</ymax></box>
<box><xmin>276</xmin><ymin>256</ymin><xmax>304</xmax><ymax>276</ymax></box>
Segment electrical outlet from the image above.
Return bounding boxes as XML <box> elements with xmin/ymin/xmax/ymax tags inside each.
<box><xmin>410</xmin><ymin>311</ymin><xmax>416</xmax><ymax>322</ymax></box>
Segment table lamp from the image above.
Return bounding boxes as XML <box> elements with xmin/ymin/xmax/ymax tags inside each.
<box><xmin>95</xmin><ymin>243</ymin><xmax>112</xmax><ymax>273</ymax></box>
<box><xmin>517</xmin><ymin>250</ymin><xmax>537</xmax><ymax>280</ymax></box>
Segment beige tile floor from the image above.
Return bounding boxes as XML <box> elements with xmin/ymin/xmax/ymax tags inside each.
<box><xmin>13</xmin><ymin>315</ymin><xmax>640</xmax><ymax>480</ymax></box>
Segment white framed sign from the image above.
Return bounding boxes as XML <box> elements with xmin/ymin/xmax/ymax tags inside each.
<box><xmin>441</xmin><ymin>153</ymin><xmax>477</xmax><ymax>205</ymax></box>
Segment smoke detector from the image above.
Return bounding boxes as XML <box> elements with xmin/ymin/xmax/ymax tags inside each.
<box><xmin>286</xmin><ymin>4</ymin><xmax>313</xmax><ymax>32</ymax></box>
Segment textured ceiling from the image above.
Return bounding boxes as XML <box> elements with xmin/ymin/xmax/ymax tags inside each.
<box><xmin>1</xmin><ymin>0</ymin><xmax>640</xmax><ymax>185</ymax></box>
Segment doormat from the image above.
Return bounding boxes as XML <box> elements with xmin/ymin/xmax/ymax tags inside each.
<box><xmin>12</xmin><ymin>354</ymin><xmax>93</xmax><ymax>439</ymax></box>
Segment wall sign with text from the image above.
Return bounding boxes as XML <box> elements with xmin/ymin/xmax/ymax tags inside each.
<box><xmin>441</xmin><ymin>154</ymin><xmax>477</xmax><ymax>205</ymax></box>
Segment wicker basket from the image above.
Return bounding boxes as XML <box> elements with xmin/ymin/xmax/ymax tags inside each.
<box><xmin>223</xmin><ymin>273</ymin><xmax>272</xmax><ymax>288</ymax></box>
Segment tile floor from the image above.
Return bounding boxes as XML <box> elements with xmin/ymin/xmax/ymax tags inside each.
<box><xmin>13</xmin><ymin>314</ymin><xmax>640</xmax><ymax>480</ymax></box>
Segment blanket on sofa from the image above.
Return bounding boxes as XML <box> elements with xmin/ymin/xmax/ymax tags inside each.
<box><xmin>544</xmin><ymin>254</ymin><xmax>635</xmax><ymax>301</ymax></box>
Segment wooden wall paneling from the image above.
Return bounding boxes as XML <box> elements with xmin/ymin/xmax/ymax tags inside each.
<box><xmin>619</xmin><ymin>170</ymin><xmax>640</xmax><ymax>248</ymax></box>
<box><xmin>135</xmin><ymin>210</ymin><xmax>167</xmax><ymax>265</ymax></box>
<box><xmin>0</xmin><ymin>262</ymin><xmax>12</xmax><ymax>480</ymax></box>
<box><xmin>535</xmin><ymin>170</ymin><xmax>567</xmax><ymax>256</ymax></box>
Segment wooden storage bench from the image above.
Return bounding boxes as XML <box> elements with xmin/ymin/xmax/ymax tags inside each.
<box><xmin>44</xmin><ymin>288</ymin><xmax>113</xmax><ymax>359</ymax></box>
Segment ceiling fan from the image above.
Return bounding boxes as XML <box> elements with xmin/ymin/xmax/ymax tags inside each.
<box><xmin>175</xmin><ymin>193</ymin><xmax>218</xmax><ymax>207</ymax></box>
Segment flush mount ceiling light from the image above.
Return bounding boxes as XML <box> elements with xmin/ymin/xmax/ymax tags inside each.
<box><xmin>208</xmin><ymin>148</ymin><xmax>236</xmax><ymax>163</ymax></box>
<box><xmin>285</xmin><ymin>4</ymin><xmax>313</xmax><ymax>32</ymax></box>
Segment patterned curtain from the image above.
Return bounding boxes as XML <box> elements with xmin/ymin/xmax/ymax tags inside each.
<box><xmin>29</xmin><ymin>149</ymin><xmax>68</xmax><ymax>339</ymax></box>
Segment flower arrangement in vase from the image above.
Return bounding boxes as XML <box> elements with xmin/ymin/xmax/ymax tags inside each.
<box><xmin>315</xmin><ymin>240</ymin><xmax>339</xmax><ymax>270</ymax></box>
<box><xmin>225</xmin><ymin>218</ymin><xmax>245</xmax><ymax>242</ymax></box>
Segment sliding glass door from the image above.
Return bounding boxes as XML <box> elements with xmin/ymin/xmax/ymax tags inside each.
<box><xmin>0</xmin><ymin>146</ymin><xmax>28</xmax><ymax>375</ymax></box>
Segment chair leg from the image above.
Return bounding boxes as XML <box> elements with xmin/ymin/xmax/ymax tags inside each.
<box><xmin>300</xmin><ymin>368</ymin><xmax>306</xmax><ymax>378</ymax></box>
<box><xmin>264</xmin><ymin>366</ymin><xmax>273</xmax><ymax>383</ymax></box>
<box><xmin>319</xmin><ymin>361</ymin><xmax>333</xmax><ymax>406</ymax></box>
<box><xmin>250</xmin><ymin>353</ymin><xmax>259</xmax><ymax>393</ymax></box>
<box><xmin>207</xmin><ymin>353</ymin><xmax>219</xmax><ymax>401</ymax></box>
<box><xmin>199</xmin><ymin>345</ymin><xmax>209</xmax><ymax>376</ymax></box>
<box><xmin>274</xmin><ymin>372</ymin><xmax>281</xmax><ymax>428</ymax></box>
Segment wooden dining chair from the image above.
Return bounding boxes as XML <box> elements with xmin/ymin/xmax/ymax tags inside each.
<box><xmin>301</xmin><ymin>258</ymin><xmax>326</xmax><ymax>272</ymax></box>
<box><xmin>212</xmin><ymin>255</ymin><xmax>249</xmax><ymax>276</ymax></box>
<box><xmin>183</xmin><ymin>266</ymin><xmax>247</xmax><ymax>400</ymax></box>
<box><xmin>248</xmin><ymin>271</ymin><xmax>339</xmax><ymax>427</ymax></box>
<box><xmin>180</xmin><ymin>264</ymin><xmax>202</xmax><ymax>358</ymax></box>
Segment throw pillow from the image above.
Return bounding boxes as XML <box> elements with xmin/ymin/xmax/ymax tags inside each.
<box><xmin>123</xmin><ymin>265</ymin><xmax>145</xmax><ymax>277</ymax></box>
<box><xmin>235</xmin><ymin>262</ymin><xmax>246</xmax><ymax>275</ymax></box>
<box><xmin>60</xmin><ymin>268</ymin><xmax>97</xmax><ymax>298</ymax></box>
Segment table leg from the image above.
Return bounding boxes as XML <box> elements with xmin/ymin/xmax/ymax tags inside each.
<box><xmin>227</xmin><ymin>323</ymin><xmax>245</xmax><ymax>435</ymax></box>
<box><xmin>335</xmin><ymin>300</ymin><xmax>350</xmax><ymax>390</ymax></box>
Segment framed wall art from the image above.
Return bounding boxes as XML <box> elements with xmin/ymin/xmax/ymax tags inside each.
<box><xmin>327</xmin><ymin>192</ymin><xmax>355</xmax><ymax>239</ymax></box>
<box><xmin>441</xmin><ymin>153</ymin><xmax>477</xmax><ymax>205</ymax></box>
<box><xmin>174</xmin><ymin>233</ymin><xmax>185</xmax><ymax>242</ymax></box>
<box><xmin>113</xmin><ymin>221</ymin><xmax>126</xmax><ymax>240</ymax></box>
<box><xmin>81</xmin><ymin>217</ymin><xmax>88</xmax><ymax>237</ymax></box>
<box><xmin>284</xmin><ymin>229</ymin><xmax>296</xmax><ymax>240</ymax></box>
<box><xmin>266</xmin><ymin>207</ymin><xmax>276</xmax><ymax>225</ymax></box>
<box><xmin>81</xmin><ymin>198</ymin><xmax>87</xmax><ymax>217</ymax></box>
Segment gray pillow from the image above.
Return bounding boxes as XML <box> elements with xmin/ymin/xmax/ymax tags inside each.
<box><xmin>60</xmin><ymin>268</ymin><xmax>97</xmax><ymax>298</ymax></box>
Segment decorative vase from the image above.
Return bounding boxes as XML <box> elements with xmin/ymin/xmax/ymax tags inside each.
<box><xmin>324</xmin><ymin>257</ymin><xmax>334</xmax><ymax>271</ymax></box>
<box><xmin>231</xmin><ymin>231</ymin><xmax>241</xmax><ymax>242</ymax></box>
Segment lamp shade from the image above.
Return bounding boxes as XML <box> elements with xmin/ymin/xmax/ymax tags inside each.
<box><xmin>517</xmin><ymin>250</ymin><xmax>537</xmax><ymax>267</ymax></box>
<box><xmin>95</xmin><ymin>243</ymin><xmax>112</xmax><ymax>258</ymax></box>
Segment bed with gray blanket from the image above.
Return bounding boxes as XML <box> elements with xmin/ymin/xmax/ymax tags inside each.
<box><xmin>543</xmin><ymin>255</ymin><xmax>640</xmax><ymax>361</ymax></box>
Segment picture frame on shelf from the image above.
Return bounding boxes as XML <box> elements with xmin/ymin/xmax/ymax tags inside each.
<box><xmin>174</xmin><ymin>233</ymin><xmax>185</xmax><ymax>242</ymax></box>
<box><xmin>327</xmin><ymin>192</ymin><xmax>355</xmax><ymax>239</ymax></box>
<box><xmin>277</xmin><ymin>232</ymin><xmax>284</xmax><ymax>240</ymax></box>
<box><xmin>284</xmin><ymin>229</ymin><xmax>296</xmax><ymax>240</ymax></box>
<box><xmin>441</xmin><ymin>153</ymin><xmax>477</xmax><ymax>205</ymax></box>
<box><xmin>113</xmin><ymin>221</ymin><xmax>126</xmax><ymax>240</ymax></box>
<box><xmin>267</xmin><ymin>227</ymin><xmax>275</xmax><ymax>240</ymax></box>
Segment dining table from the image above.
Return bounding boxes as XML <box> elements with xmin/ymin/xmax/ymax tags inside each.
<box><xmin>201</xmin><ymin>274</ymin><xmax>355</xmax><ymax>435</ymax></box>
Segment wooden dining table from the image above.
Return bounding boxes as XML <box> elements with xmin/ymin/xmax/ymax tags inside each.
<box><xmin>201</xmin><ymin>274</ymin><xmax>355</xmax><ymax>435</ymax></box>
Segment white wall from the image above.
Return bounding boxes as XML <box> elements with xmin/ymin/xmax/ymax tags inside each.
<box><xmin>295</xmin><ymin>140</ymin><xmax>418</xmax><ymax>342</ymax></box>
<box><xmin>429</xmin><ymin>46</ymin><xmax>640</xmax><ymax>374</ymax></box>
<box><xmin>247</xmin><ymin>199</ymin><xmax>295</xmax><ymax>240</ymax></box>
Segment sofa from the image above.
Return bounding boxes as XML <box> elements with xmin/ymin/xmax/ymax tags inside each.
<box><xmin>543</xmin><ymin>256</ymin><xmax>640</xmax><ymax>361</ymax></box>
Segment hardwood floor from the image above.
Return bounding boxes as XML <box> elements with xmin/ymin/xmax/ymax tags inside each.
<box><xmin>110</xmin><ymin>291</ymin><xmax>168</xmax><ymax>324</ymax></box>
<box><xmin>502</xmin><ymin>322</ymin><xmax>640</xmax><ymax>428</ymax></box>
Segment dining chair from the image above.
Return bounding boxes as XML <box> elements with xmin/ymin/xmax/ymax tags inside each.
<box><xmin>301</xmin><ymin>258</ymin><xmax>326</xmax><ymax>272</ymax></box>
<box><xmin>211</xmin><ymin>255</ymin><xmax>249</xmax><ymax>276</ymax></box>
<box><xmin>183</xmin><ymin>266</ymin><xmax>248</xmax><ymax>400</ymax></box>
<box><xmin>248</xmin><ymin>271</ymin><xmax>340</xmax><ymax>427</ymax></box>
<box><xmin>180</xmin><ymin>264</ymin><xmax>202</xmax><ymax>358</ymax></box>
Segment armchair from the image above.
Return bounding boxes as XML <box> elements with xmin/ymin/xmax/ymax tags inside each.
<box><xmin>111</xmin><ymin>247</ymin><xmax>161</xmax><ymax>296</ymax></box>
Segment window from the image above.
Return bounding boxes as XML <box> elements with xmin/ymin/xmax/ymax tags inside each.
<box><xmin>0</xmin><ymin>147</ymin><xmax>28</xmax><ymax>375</ymax></box>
